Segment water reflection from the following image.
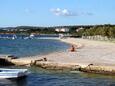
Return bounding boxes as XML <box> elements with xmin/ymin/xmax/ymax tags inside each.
<box><xmin>0</xmin><ymin>78</ymin><xmax>27</xmax><ymax>86</ymax></box>
<box><xmin>81</xmin><ymin>72</ymin><xmax>115</xmax><ymax>79</ymax></box>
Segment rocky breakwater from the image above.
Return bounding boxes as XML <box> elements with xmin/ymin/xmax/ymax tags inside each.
<box><xmin>33</xmin><ymin>61</ymin><xmax>81</xmax><ymax>71</ymax></box>
<box><xmin>0</xmin><ymin>55</ymin><xmax>15</xmax><ymax>66</ymax></box>
<box><xmin>80</xmin><ymin>64</ymin><xmax>115</xmax><ymax>75</ymax></box>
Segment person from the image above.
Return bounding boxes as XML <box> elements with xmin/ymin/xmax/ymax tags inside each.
<box><xmin>69</xmin><ymin>45</ymin><xmax>76</xmax><ymax>52</ymax></box>
<box><xmin>43</xmin><ymin>57</ymin><xmax>47</xmax><ymax>61</ymax></box>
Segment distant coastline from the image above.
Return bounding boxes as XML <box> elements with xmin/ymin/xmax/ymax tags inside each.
<box><xmin>0</xmin><ymin>24</ymin><xmax>115</xmax><ymax>41</ymax></box>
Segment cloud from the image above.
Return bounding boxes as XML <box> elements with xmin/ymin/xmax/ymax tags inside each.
<box><xmin>50</xmin><ymin>8</ymin><xmax>94</xmax><ymax>17</ymax></box>
<box><xmin>50</xmin><ymin>8</ymin><xmax>77</xmax><ymax>16</ymax></box>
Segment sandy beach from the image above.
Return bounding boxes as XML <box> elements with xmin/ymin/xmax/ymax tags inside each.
<box><xmin>60</xmin><ymin>38</ymin><xmax>115</xmax><ymax>66</ymax></box>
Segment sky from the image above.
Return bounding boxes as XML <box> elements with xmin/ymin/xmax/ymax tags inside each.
<box><xmin>0</xmin><ymin>0</ymin><xmax>115</xmax><ymax>27</ymax></box>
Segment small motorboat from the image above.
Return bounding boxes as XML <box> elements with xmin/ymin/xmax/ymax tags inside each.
<box><xmin>0</xmin><ymin>68</ymin><xmax>28</xmax><ymax>79</ymax></box>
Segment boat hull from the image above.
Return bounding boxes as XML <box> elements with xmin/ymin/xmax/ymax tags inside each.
<box><xmin>0</xmin><ymin>68</ymin><xmax>28</xmax><ymax>79</ymax></box>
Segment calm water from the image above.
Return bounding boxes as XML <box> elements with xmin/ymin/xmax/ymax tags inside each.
<box><xmin>0</xmin><ymin>39</ymin><xmax>70</xmax><ymax>57</ymax></box>
<box><xmin>1</xmin><ymin>67</ymin><xmax>115</xmax><ymax>86</ymax></box>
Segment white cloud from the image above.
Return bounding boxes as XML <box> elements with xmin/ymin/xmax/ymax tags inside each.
<box><xmin>50</xmin><ymin>8</ymin><xmax>61</xmax><ymax>16</ymax></box>
<box><xmin>50</xmin><ymin>8</ymin><xmax>94</xmax><ymax>17</ymax></box>
<box><xmin>50</xmin><ymin>8</ymin><xmax>76</xmax><ymax>16</ymax></box>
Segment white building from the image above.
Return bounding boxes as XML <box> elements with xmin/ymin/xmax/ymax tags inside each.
<box><xmin>55</xmin><ymin>28</ymin><xmax>60</xmax><ymax>32</ymax></box>
<box><xmin>55</xmin><ymin>28</ymin><xmax>69</xmax><ymax>32</ymax></box>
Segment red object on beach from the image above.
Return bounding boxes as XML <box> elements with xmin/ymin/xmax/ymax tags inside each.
<box><xmin>70</xmin><ymin>45</ymin><xmax>76</xmax><ymax>52</ymax></box>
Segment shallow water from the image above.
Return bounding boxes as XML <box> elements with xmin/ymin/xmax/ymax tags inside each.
<box><xmin>0</xmin><ymin>39</ymin><xmax>70</xmax><ymax>57</ymax></box>
<box><xmin>1</xmin><ymin>67</ymin><xmax>115</xmax><ymax>86</ymax></box>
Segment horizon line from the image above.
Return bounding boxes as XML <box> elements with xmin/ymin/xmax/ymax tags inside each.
<box><xmin>0</xmin><ymin>23</ymin><xmax>115</xmax><ymax>28</ymax></box>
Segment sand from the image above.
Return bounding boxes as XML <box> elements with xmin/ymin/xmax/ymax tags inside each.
<box><xmin>60</xmin><ymin>38</ymin><xmax>115</xmax><ymax>66</ymax></box>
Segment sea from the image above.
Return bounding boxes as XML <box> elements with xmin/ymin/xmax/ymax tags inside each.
<box><xmin>0</xmin><ymin>35</ymin><xmax>115</xmax><ymax>86</ymax></box>
<box><xmin>0</xmin><ymin>38</ymin><xmax>69</xmax><ymax>57</ymax></box>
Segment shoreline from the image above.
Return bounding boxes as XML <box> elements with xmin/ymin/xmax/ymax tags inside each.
<box><xmin>1</xmin><ymin>38</ymin><xmax>115</xmax><ymax>75</ymax></box>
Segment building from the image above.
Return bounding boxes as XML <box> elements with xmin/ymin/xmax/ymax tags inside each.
<box><xmin>55</xmin><ymin>28</ymin><xmax>69</xmax><ymax>32</ymax></box>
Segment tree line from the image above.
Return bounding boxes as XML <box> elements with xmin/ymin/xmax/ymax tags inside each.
<box><xmin>77</xmin><ymin>24</ymin><xmax>115</xmax><ymax>39</ymax></box>
<box><xmin>0</xmin><ymin>24</ymin><xmax>115</xmax><ymax>39</ymax></box>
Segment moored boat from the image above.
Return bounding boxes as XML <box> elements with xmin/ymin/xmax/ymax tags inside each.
<box><xmin>12</xmin><ymin>34</ymin><xmax>17</xmax><ymax>40</ymax></box>
<box><xmin>0</xmin><ymin>68</ymin><xmax>28</xmax><ymax>79</ymax></box>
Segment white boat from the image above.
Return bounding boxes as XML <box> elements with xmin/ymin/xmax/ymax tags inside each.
<box><xmin>24</xmin><ymin>34</ymin><xmax>35</xmax><ymax>39</ymax></box>
<box><xmin>12</xmin><ymin>35</ymin><xmax>17</xmax><ymax>40</ymax></box>
<box><xmin>59</xmin><ymin>34</ymin><xmax>64</xmax><ymax>39</ymax></box>
<box><xmin>0</xmin><ymin>68</ymin><xmax>28</xmax><ymax>79</ymax></box>
<box><xmin>29</xmin><ymin>34</ymin><xmax>35</xmax><ymax>39</ymax></box>
<box><xmin>24</xmin><ymin>37</ymin><xmax>29</xmax><ymax>39</ymax></box>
